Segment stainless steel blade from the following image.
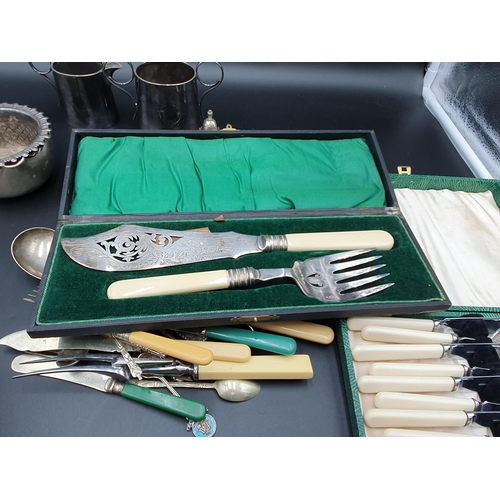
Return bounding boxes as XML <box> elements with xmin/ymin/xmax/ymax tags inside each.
<box><xmin>0</xmin><ymin>329</ymin><xmax>134</xmax><ymax>353</ymax></box>
<box><xmin>61</xmin><ymin>224</ymin><xmax>266</xmax><ymax>271</ymax></box>
<box><xmin>12</xmin><ymin>353</ymin><xmax>114</xmax><ymax>392</ymax></box>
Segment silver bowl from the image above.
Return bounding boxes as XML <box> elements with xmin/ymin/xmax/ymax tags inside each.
<box><xmin>0</xmin><ymin>103</ymin><xmax>53</xmax><ymax>198</ymax></box>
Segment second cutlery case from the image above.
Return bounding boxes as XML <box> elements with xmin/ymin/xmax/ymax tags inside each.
<box><xmin>27</xmin><ymin>130</ymin><xmax>450</xmax><ymax>337</ymax></box>
<box><xmin>337</xmin><ymin>174</ymin><xmax>500</xmax><ymax>437</ymax></box>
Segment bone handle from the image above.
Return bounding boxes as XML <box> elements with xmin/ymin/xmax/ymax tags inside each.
<box><xmin>249</xmin><ymin>321</ymin><xmax>335</xmax><ymax>344</ymax></box>
<box><xmin>364</xmin><ymin>408</ymin><xmax>468</xmax><ymax>428</ymax></box>
<box><xmin>352</xmin><ymin>344</ymin><xmax>445</xmax><ymax>362</ymax></box>
<box><xmin>357</xmin><ymin>375</ymin><xmax>456</xmax><ymax>393</ymax></box>
<box><xmin>382</xmin><ymin>428</ymin><xmax>483</xmax><ymax>437</ymax></box>
<box><xmin>107</xmin><ymin>270</ymin><xmax>230</xmax><ymax>299</ymax></box>
<box><xmin>374</xmin><ymin>392</ymin><xmax>476</xmax><ymax>411</ymax></box>
<box><xmin>285</xmin><ymin>230</ymin><xmax>394</xmax><ymax>251</ymax></box>
<box><xmin>127</xmin><ymin>331</ymin><xmax>213</xmax><ymax>365</ymax></box>
<box><xmin>347</xmin><ymin>316</ymin><xmax>435</xmax><ymax>332</ymax></box>
<box><xmin>198</xmin><ymin>354</ymin><xmax>314</xmax><ymax>380</ymax></box>
<box><xmin>368</xmin><ymin>362</ymin><xmax>467</xmax><ymax>377</ymax></box>
<box><xmin>360</xmin><ymin>325</ymin><xmax>455</xmax><ymax>344</ymax></box>
<box><xmin>178</xmin><ymin>341</ymin><xmax>251</xmax><ymax>363</ymax></box>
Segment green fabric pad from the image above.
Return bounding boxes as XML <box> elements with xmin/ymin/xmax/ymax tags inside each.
<box><xmin>36</xmin><ymin>216</ymin><xmax>447</xmax><ymax>327</ymax></box>
<box><xmin>70</xmin><ymin>136</ymin><xmax>387</xmax><ymax>215</ymax></box>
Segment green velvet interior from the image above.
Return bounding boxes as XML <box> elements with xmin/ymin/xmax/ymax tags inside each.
<box><xmin>36</xmin><ymin>215</ymin><xmax>447</xmax><ymax>326</ymax></box>
<box><xmin>70</xmin><ymin>136</ymin><xmax>387</xmax><ymax>215</ymax></box>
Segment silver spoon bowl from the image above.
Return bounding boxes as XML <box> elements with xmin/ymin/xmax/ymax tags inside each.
<box><xmin>11</xmin><ymin>227</ymin><xmax>54</xmax><ymax>279</ymax></box>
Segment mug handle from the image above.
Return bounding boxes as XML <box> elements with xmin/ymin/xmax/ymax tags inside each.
<box><xmin>28</xmin><ymin>63</ymin><xmax>57</xmax><ymax>90</ymax></box>
<box><xmin>196</xmin><ymin>62</ymin><xmax>224</xmax><ymax>114</ymax></box>
<box><xmin>103</xmin><ymin>62</ymin><xmax>138</xmax><ymax>119</ymax></box>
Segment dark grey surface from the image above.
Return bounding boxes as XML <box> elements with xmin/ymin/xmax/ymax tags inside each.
<box><xmin>0</xmin><ymin>62</ymin><xmax>472</xmax><ymax>437</ymax></box>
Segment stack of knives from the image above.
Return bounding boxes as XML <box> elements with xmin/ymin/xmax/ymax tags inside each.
<box><xmin>1</xmin><ymin>320</ymin><xmax>334</xmax><ymax>435</ymax></box>
<box><xmin>347</xmin><ymin>315</ymin><xmax>500</xmax><ymax>437</ymax></box>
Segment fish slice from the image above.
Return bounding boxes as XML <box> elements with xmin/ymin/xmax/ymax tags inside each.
<box><xmin>61</xmin><ymin>224</ymin><xmax>394</xmax><ymax>271</ymax></box>
<box><xmin>0</xmin><ymin>329</ymin><xmax>251</xmax><ymax>363</ymax></box>
<box><xmin>0</xmin><ymin>329</ymin><xmax>214</xmax><ymax>366</ymax></box>
<box><xmin>107</xmin><ymin>248</ymin><xmax>394</xmax><ymax>302</ymax></box>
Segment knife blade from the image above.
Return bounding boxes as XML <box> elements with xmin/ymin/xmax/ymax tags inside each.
<box><xmin>61</xmin><ymin>224</ymin><xmax>394</xmax><ymax>271</ymax></box>
<box><xmin>363</xmin><ymin>408</ymin><xmax>500</xmax><ymax>429</ymax></box>
<box><xmin>0</xmin><ymin>329</ymin><xmax>251</xmax><ymax>363</ymax></box>
<box><xmin>347</xmin><ymin>315</ymin><xmax>500</xmax><ymax>338</ymax></box>
<box><xmin>11</xmin><ymin>353</ymin><xmax>206</xmax><ymax>421</ymax></box>
<box><xmin>373</xmin><ymin>391</ymin><xmax>500</xmax><ymax>412</ymax></box>
<box><xmin>356</xmin><ymin>374</ymin><xmax>500</xmax><ymax>393</ymax></box>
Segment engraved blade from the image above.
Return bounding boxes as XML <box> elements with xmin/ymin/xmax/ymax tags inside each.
<box><xmin>0</xmin><ymin>329</ymin><xmax>134</xmax><ymax>353</ymax></box>
<box><xmin>61</xmin><ymin>224</ymin><xmax>263</xmax><ymax>271</ymax></box>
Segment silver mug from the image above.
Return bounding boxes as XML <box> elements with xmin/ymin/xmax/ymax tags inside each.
<box><xmin>106</xmin><ymin>62</ymin><xmax>224</xmax><ymax>130</ymax></box>
<box><xmin>29</xmin><ymin>62</ymin><xmax>131</xmax><ymax>128</ymax></box>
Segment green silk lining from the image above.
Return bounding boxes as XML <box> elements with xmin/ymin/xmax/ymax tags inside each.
<box><xmin>70</xmin><ymin>136</ymin><xmax>387</xmax><ymax>215</ymax></box>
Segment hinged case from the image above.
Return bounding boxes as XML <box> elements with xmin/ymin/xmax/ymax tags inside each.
<box><xmin>338</xmin><ymin>174</ymin><xmax>500</xmax><ymax>437</ymax></box>
<box><xmin>27</xmin><ymin>130</ymin><xmax>450</xmax><ymax>337</ymax></box>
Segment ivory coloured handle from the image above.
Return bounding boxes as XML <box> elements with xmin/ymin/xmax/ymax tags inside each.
<box><xmin>351</xmin><ymin>344</ymin><xmax>445</xmax><ymax>362</ymax></box>
<box><xmin>374</xmin><ymin>392</ymin><xmax>476</xmax><ymax>411</ymax></box>
<box><xmin>107</xmin><ymin>269</ymin><xmax>230</xmax><ymax>299</ymax></box>
<box><xmin>368</xmin><ymin>362</ymin><xmax>467</xmax><ymax>377</ymax></box>
<box><xmin>285</xmin><ymin>230</ymin><xmax>394</xmax><ymax>251</ymax></box>
<box><xmin>128</xmin><ymin>331</ymin><xmax>213</xmax><ymax>365</ymax></box>
<box><xmin>178</xmin><ymin>341</ymin><xmax>251</xmax><ymax>363</ymax></box>
<box><xmin>357</xmin><ymin>375</ymin><xmax>456</xmax><ymax>393</ymax></box>
<box><xmin>364</xmin><ymin>408</ymin><xmax>468</xmax><ymax>428</ymax></box>
<box><xmin>347</xmin><ymin>316</ymin><xmax>435</xmax><ymax>332</ymax></box>
<box><xmin>248</xmin><ymin>321</ymin><xmax>335</xmax><ymax>344</ymax></box>
<box><xmin>382</xmin><ymin>428</ymin><xmax>483</xmax><ymax>437</ymax></box>
<box><xmin>198</xmin><ymin>354</ymin><xmax>314</xmax><ymax>380</ymax></box>
<box><xmin>360</xmin><ymin>325</ymin><xmax>455</xmax><ymax>344</ymax></box>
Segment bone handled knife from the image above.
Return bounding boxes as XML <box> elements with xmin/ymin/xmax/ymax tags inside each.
<box><xmin>382</xmin><ymin>428</ymin><xmax>486</xmax><ymax>437</ymax></box>
<box><xmin>61</xmin><ymin>224</ymin><xmax>395</xmax><ymax>271</ymax></box>
<box><xmin>364</xmin><ymin>409</ymin><xmax>471</xmax><ymax>428</ymax></box>
<box><xmin>360</xmin><ymin>325</ymin><xmax>458</xmax><ymax>344</ymax></box>
<box><xmin>364</xmin><ymin>408</ymin><xmax>500</xmax><ymax>429</ymax></box>
<box><xmin>113</xmin><ymin>332</ymin><xmax>213</xmax><ymax>365</ymax></box>
<box><xmin>0</xmin><ymin>329</ymin><xmax>249</xmax><ymax>363</ymax></box>
<box><xmin>368</xmin><ymin>362</ymin><xmax>469</xmax><ymax>377</ymax></box>
<box><xmin>373</xmin><ymin>391</ymin><xmax>489</xmax><ymax>412</ymax></box>
<box><xmin>248</xmin><ymin>321</ymin><xmax>335</xmax><ymax>344</ymax></box>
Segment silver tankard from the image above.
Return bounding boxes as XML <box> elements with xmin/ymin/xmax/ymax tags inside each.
<box><xmin>29</xmin><ymin>62</ymin><xmax>131</xmax><ymax>128</ymax></box>
<box><xmin>106</xmin><ymin>62</ymin><xmax>224</xmax><ymax>130</ymax></box>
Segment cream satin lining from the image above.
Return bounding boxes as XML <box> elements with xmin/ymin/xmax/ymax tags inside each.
<box><xmin>395</xmin><ymin>188</ymin><xmax>500</xmax><ymax>307</ymax></box>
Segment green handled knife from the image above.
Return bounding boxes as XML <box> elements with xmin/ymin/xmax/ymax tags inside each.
<box><xmin>170</xmin><ymin>326</ymin><xmax>298</xmax><ymax>355</ymax></box>
<box><xmin>12</xmin><ymin>353</ymin><xmax>206</xmax><ymax>421</ymax></box>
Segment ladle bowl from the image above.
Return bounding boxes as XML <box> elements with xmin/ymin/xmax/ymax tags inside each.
<box><xmin>11</xmin><ymin>227</ymin><xmax>54</xmax><ymax>279</ymax></box>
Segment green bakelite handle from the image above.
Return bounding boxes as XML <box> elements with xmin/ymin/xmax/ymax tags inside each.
<box><xmin>120</xmin><ymin>383</ymin><xmax>207</xmax><ymax>421</ymax></box>
<box><xmin>204</xmin><ymin>326</ymin><xmax>297</xmax><ymax>355</ymax></box>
